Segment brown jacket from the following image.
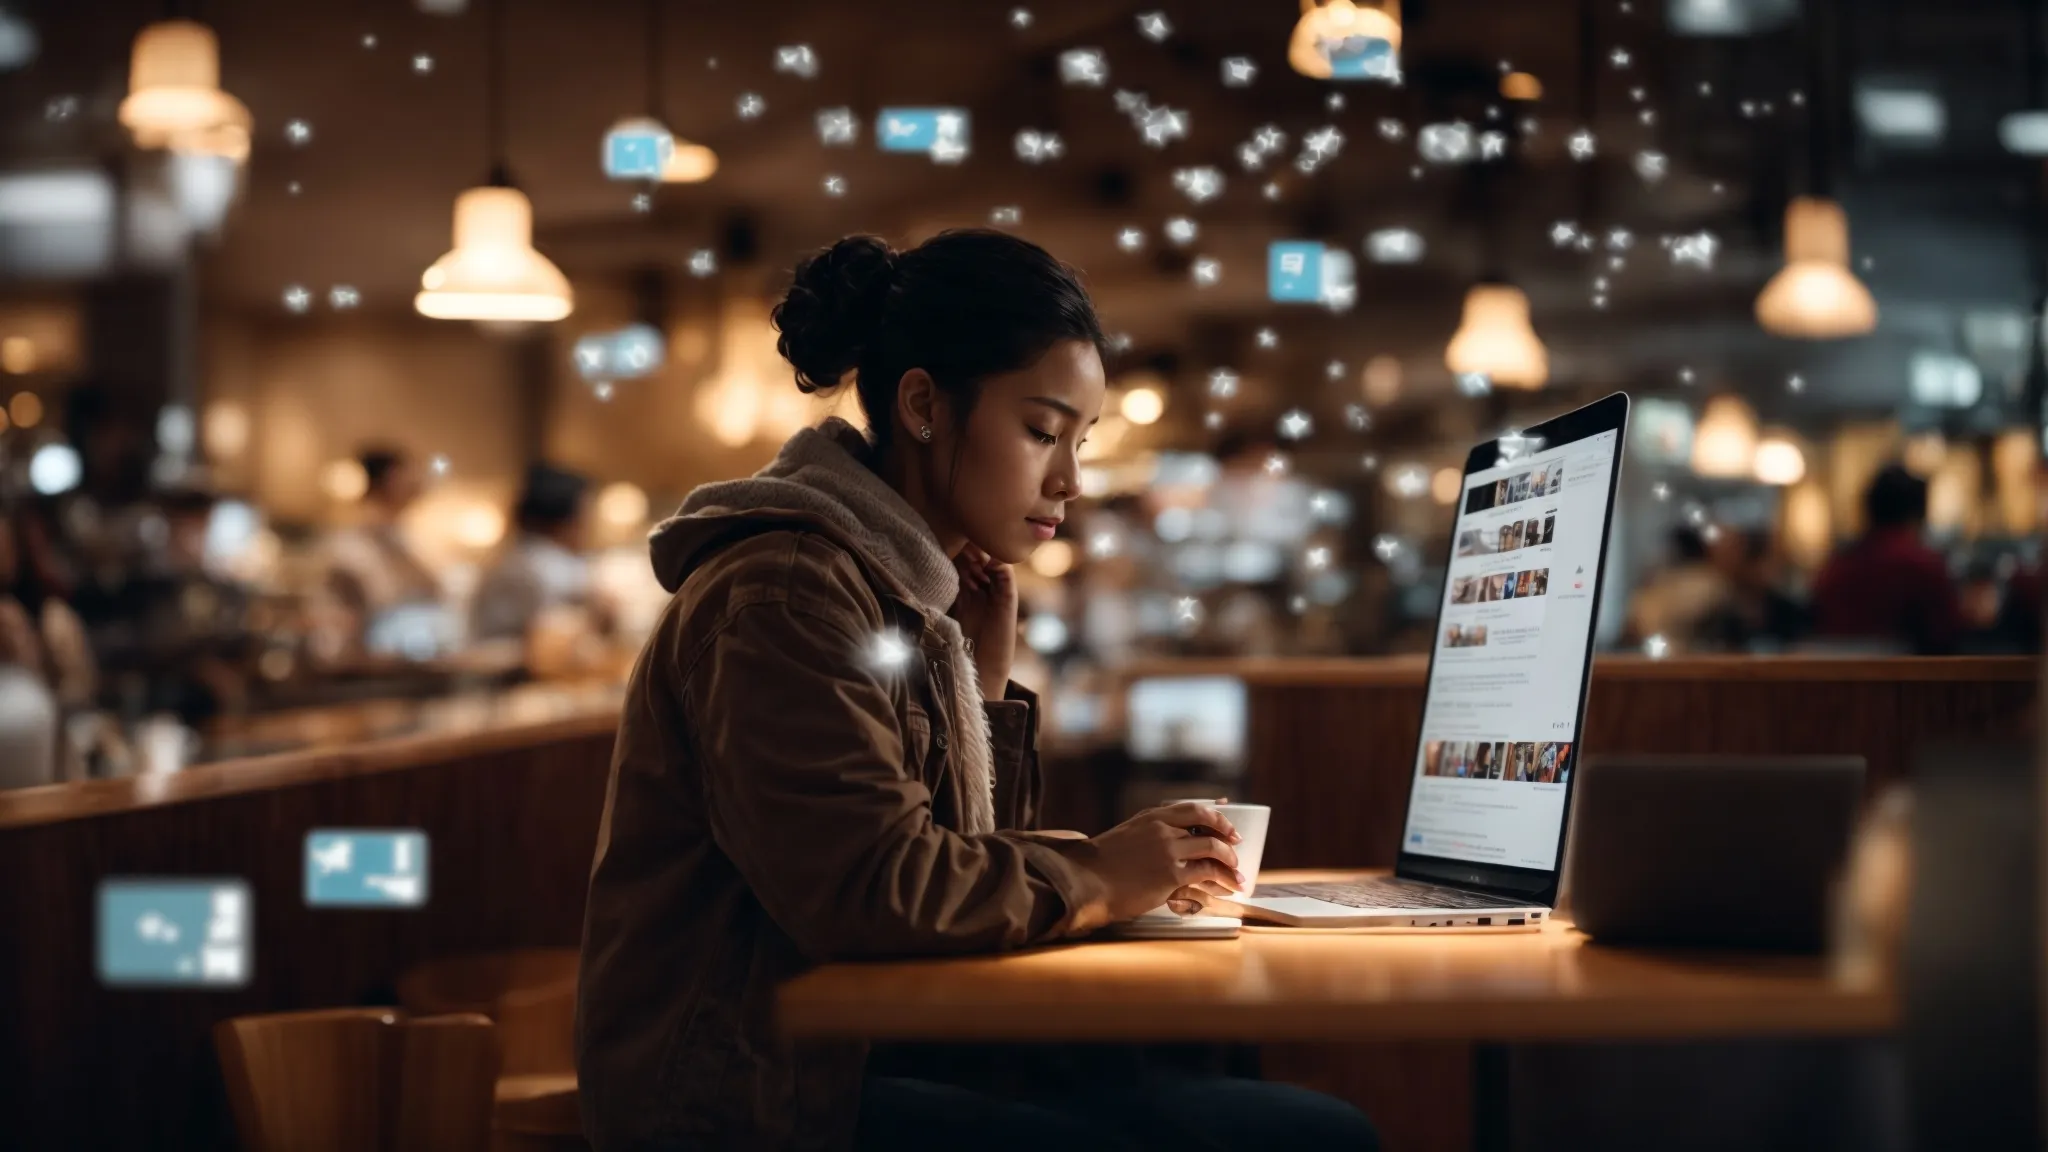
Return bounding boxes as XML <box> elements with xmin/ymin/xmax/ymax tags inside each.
<box><xmin>575</xmin><ymin>505</ymin><xmax>1112</xmax><ymax>1151</ymax></box>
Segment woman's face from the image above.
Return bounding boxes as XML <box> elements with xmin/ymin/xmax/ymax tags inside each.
<box><xmin>932</xmin><ymin>340</ymin><xmax>1106</xmax><ymax>565</ymax></box>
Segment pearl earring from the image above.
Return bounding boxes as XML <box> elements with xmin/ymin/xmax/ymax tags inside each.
<box><xmin>919</xmin><ymin>425</ymin><xmax>933</xmax><ymax>441</ymax></box>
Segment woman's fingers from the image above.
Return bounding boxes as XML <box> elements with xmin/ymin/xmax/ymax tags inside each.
<box><xmin>1153</xmin><ymin>801</ymin><xmax>1240</xmax><ymax>843</ymax></box>
<box><xmin>1172</xmin><ymin>835</ymin><xmax>1242</xmax><ymax>878</ymax></box>
<box><xmin>1180</xmin><ymin>858</ymin><xmax>1245</xmax><ymax>894</ymax></box>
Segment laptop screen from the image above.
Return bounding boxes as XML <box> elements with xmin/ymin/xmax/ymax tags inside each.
<box><xmin>1399</xmin><ymin>416</ymin><xmax>1623</xmax><ymax>874</ymax></box>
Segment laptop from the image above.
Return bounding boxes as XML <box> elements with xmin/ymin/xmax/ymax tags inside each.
<box><xmin>1562</xmin><ymin>755</ymin><xmax>1864</xmax><ymax>950</ymax></box>
<box><xmin>1220</xmin><ymin>392</ymin><xmax>1630</xmax><ymax>929</ymax></box>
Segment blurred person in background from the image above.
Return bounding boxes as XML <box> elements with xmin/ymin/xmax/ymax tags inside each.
<box><xmin>17</xmin><ymin>385</ymin><xmax>155</xmax><ymax>625</ymax></box>
<box><xmin>471</xmin><ymin>463</ymin><xmax>619</xmax><ymax>676</ymax></box>
<box><xmin>115</xmin><ymin>486</ymin><xmax>253</xmax><ymax>724</ymax></box>
<box><xmin>1622</xmin><ymin>525</ymin><xmax>1731</xmax><ymax>653</ymax></box>
<box><xmin>1809</xmin><ymin>463</ymin><xmax>1961</xmax><ymax>655</ymax></box>
<box><xmin>0</xmin><ymin>499</ymin><xmax>95</xmax><ymax>709</ymax></box>
<box><xmin>314</xmin><ymin>445</ymin><xmax>444</xmax><ymax>659</ymax></box>
<box><xmin>1705</xmin><ymin>528</ymin><xmax>1807</xmax><ymax>652</ymax></box>
<box><xmin>0</xmin><ymin>504</ymin><xmax>61</xmax><ymax>788</ymax></box>
<box><xmin>576</xmin><ymin>230</ymin><xmax>1377</xmax><ymax>1151</ymax></box>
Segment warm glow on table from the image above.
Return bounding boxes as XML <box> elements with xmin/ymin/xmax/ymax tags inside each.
<box><xmin>779</xmin><ymin>870</ymin><xmax>1894</xmax><ymax>1044</ymax></box>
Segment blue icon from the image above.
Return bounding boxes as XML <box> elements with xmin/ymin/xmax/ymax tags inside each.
<box><xmin>305</xmin><ymin>829</ymin><xmax>430</xmax><ymax>908</ymax></box>
<box><xmin>877</xmin><ymin>107</ymin><xmax>970</xmax><ymax>162</ymax></box>
<box><xmin>572</xmin><ymin>324</ymin><xmax>666</xmax><ymax>382</ymax></box>
<box><xmin>603</xmin><ymin>121</ymin><xmax>674</xmax><ymax>180</ymax></box>
<box><xmin>1268</xmin><ymin>242</ymin><xmax>1355</xmax><ymax>307</ymax></box>
<box><xmin>1268</xmin><ymin>242</ymin><xmax>1324</xmax><ymax>302</ymax></box>
<box><xmin>98</xmin><ymin>878</ymin><xmax>251</xmax><ymax>988</ymax></box>
<box><xmin>1410</xmin><ymin>833</ymin><xmax>1424</xmax><ymax>844</ymax></box>
<box><xmin>1326</xmin><ymin>36</ymin><xmax>1398</xmax><ymax>80</ymax></box>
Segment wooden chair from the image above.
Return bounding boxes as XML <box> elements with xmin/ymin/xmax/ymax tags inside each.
<box><xmin>214</xmin><ymin>1007</ymin><xmax>500</xmax><ymax>1152</ymax></box>
<box><xmin>396</xmin><ymin>949</ymin><xmax>579</xmax><ymax>1076</ymax></box>
<box><xmin>493</xmin><ymin>1072</ymin><xmax>588</xmax><ymax>1152</ymax></box>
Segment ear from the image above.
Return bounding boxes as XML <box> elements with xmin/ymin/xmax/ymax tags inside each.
<box><xmin>893</xmin><ymin>368</ymin><xmax>940</xmax><ymax>443</ymax></box>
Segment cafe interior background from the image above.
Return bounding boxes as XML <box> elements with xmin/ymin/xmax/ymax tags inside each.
<box><xmin>0</xmin><ymin>0</ymin><xmax>2044</xmax><ymax>1147</ymax></box>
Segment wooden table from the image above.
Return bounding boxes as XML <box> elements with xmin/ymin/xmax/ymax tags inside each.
<box><xmin>781</xmin><ymin>869</ymin><xmax>1895</xmax><ymax>1151</ymax></box>
<box><xmin>780</xmin><ymin>870</ymin><xmax>1892</xmax><ymax>1044</ymax></box>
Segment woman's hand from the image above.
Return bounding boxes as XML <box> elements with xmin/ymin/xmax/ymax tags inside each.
<box><xmin>949</xmin><ymin>546</ymin><xmax>1018</xmax><ymax>700</ymax></box>
<box><xmin>1082</xmin><ymin>801</ymin><xmax>1247</xmax><ymax>924</ymax></box>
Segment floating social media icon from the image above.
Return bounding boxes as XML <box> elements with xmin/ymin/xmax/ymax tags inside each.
<box><xmin>99</xmin><ymin>878</ymin><xmax>252</xmax><ymax>988</ymax></box>
<box><xmin>573</xmin><ymin>324</ymin><xmax>666</xmax><ymax>382</ymax></box>
<box><xmin>602</xmin><ymin>118</ymin><xmax>674</xmax><ymax>180</ymax></box>
<box><xmin>1268</xmin><ymin>242</ymin><xmax>1322</xmax><ymax>302</ymax></box>
<box><xmin>1418</xmin><ymin>121</ymin><xmax>1475</xmax><ymax>164</ymax></box>
<box><xmin>1059</xmin><ymin>48</ymin><xmax>1107</xmax><ymax>86</ymax></box>
<box><xmin>305</xmin><ymin>829</ymin><xmax>430</xmax><ymax>908</ymax></box>
<box><xmin>1366</xmin><ymin>228</ymin><xmax>1425</xmax><ymax>263</ymax></box>
<box><xmin>876</xmin><ymin>108</ymin><xmax>970</xmax><ymax>163</ymax></box>
<box><xmin>1267</xmin><ymin>242</ymin><xmax>1355</xmax><ymax>307</ymax></box>
<box><xmin>1323</xmin><ymin>34</ymin><xmax>1399</xmax><ymax>80</ymax></box>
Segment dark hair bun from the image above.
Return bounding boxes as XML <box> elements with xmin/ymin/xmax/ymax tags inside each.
<box><xmin>772</xmin><ymin>235</ymin><xmax>897</xmax><ymax>393</ymax></box>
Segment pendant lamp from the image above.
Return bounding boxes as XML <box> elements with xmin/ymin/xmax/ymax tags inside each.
<box><xmin>1757</xmin><ymin>0</ymin><xmax>1873</xmax><ymax>339</ymax></box>
<box><xmin>1288</xmin><ymin>0</ymin><xmax>1400</xmax><ymax>79</ymax></box>
<box><xmin>1446</xmin><ymin>282</ymin><xmax>1548</xmax><ymax>390</ymax></box>
<box><xmin>416</xmin><ymin>185</ymin><xmax>571</xmax><ymax>322</ymax></box>
<box><xmin>1691</xmin><ymin>393</ymin><xmax>1759</xmax><ymax>478</ymax></box>
<box><xmin>1755</xmin><ymin>197</ymin><xmax>1875</xmax><ymax>338</ymax></box>
<box><xmin>119</xmin><ymin>20</ymin><xmax>252</xmax><ymax>162</ymax></box>
<box><xmin>610</xmin><ymin>0</ymin><xmax>715</xmax><ymax>184</ymax></box>
<box><xmin>416</xmin><ymin>0</ymin><xmax>572</xmax><ymax>323</ymax></box>
<box><xmin>1752</xmin><ymin>428</ymin><xmax>1807</xmax><ymax>485</ymax></box>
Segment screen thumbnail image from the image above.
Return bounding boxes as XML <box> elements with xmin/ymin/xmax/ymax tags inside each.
<box><xmin>98</xmin><ymin>878</ymin><xmax>251</xmax><ymax>988</ymax></box>
<box><xmin>305</xmin><ymin>829</ymin><xmax>431</xmax><ymax>908</ymax></box>
<box><xmin>1451</xmin><ymin>576</ymin><xmax>1480</xmax><ymax>604</ymax></box>
<box><xmin>1444</xmin><ymin>623</ymin><xmax>1489</xmax><ymax>649</ymax></box>
<box><xmin>1424</xmin><ymin>739</ymin><xmax>1572</xmax><ymax>783</ymax></box>
<box><xmin>1488</xmin><ymin>467</ymin><xmax>1560</xmax><ymax>512</ymax></box>
<box><xmin>1456</xmin><ymin>527</ymin><xmax>1499</xmax><ymax>558</ymax></box>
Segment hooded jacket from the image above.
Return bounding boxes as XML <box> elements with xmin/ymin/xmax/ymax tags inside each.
<box><xmin>574</xmin><ymin>420</ymin><xmax>1112</xmax><ymax>1151</ymax></box>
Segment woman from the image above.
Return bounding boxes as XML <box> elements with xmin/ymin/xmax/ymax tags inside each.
<box><xmin>576</xmin><ymin>232</ymin><xmax>1378</xmax><ymax>1151</ymax></box>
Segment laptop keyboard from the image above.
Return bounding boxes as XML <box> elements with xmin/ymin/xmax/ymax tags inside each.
<box><xmin>1257</xmin><ymin>878</ymin><xmax>1520</xmax><ymax>911</ymax></box>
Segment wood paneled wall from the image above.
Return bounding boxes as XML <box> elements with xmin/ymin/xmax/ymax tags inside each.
<box><xmin>1232</xmin><ymin>655</ymin><xmax>2033</xmax><ymax>1152</ymax></box>
<box><xmin>0</xmin><ymin>719</ymin><xmax>616</xmax><ymax>1151</ymax></box>
<box><xmin>1244</xmin><ymin>656</ymin><xmax>2036</xmax><ymax>870</ymax></box>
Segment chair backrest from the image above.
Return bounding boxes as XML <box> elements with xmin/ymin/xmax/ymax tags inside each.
<box><xmin>493</xmin><ymin>1072</ymin><xmax>587</xmax><ymax>1151</ymax></box>
<box><xmin>397</xmin><ymin>949</ymin><xmax>578</xmax><ymax>1075</ymax></box>
<box><xmin>214</xmin><ymin>1008</ymin><xmax>499</xmax><ymax>1152</ymax></box>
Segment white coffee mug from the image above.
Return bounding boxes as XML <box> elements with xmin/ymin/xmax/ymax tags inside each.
<box><xmin>1168</xmin><ymin>799</ymin><xmax>1272</xmax><ymax>897</ymax></box>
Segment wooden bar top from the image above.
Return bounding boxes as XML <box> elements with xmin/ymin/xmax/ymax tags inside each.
<box><xmin>779</xmin><ymin>871</ymin><xmax>1895</xmax><ymax>1045</ymax></box>
<box><xmin>0</xmin><ymin>682</ymin><xmax>624</xmax><ymax>830</ymax></box>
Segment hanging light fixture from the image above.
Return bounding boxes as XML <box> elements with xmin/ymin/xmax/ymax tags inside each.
<box><xmin>1756</xmin><ymin>197</ymin><xmax>1876</xmax><ymax>338</ymax></box>
<box><xmin>620</xmin><ymin>0</ymin><xmax>715</xmax><ymax>184</ymax></box>
<box><xmin>1756</xmin><ymin>0</ymin><xmax>1874</xmax><ymax>339</ymax></box>
<box><xmin>416</xmin><ymin>0</ymin><xmax>572</xmax><ymax>323</ymax></box>
<box><xmin>1444</xmin><ymin>106</ymin><xmax>1547</xmax><ymax>391</ymax></box>
<box><xmin>1445</xmin><ymin>282</ymin><xmax>1548</xmax><ymax>389</ymax></box>
<box><xmin>119</xmin><ymin>20</ymin><xmax>252</xmax><ymax>162</ymax></box>
<box><xmin>1691</xmin><ymin>393</ymin><xmax>1759</xmax><ymax>478</ymax></box>
<box><xmin>1288</xmin><ymin>0</ymin><xmax>1400</xmax><ymax>79</ymax></box>
<box><xmin>1752</xmin><ymin>428</ymin><xmax>1807</xmax><ymax>485</ymax></box>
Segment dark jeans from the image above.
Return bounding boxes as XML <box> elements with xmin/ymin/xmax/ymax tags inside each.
<box><xmin>854</xmin><ymin>1068</ymin><xmax>1380</xmax><ymax>1152</ymax></box>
